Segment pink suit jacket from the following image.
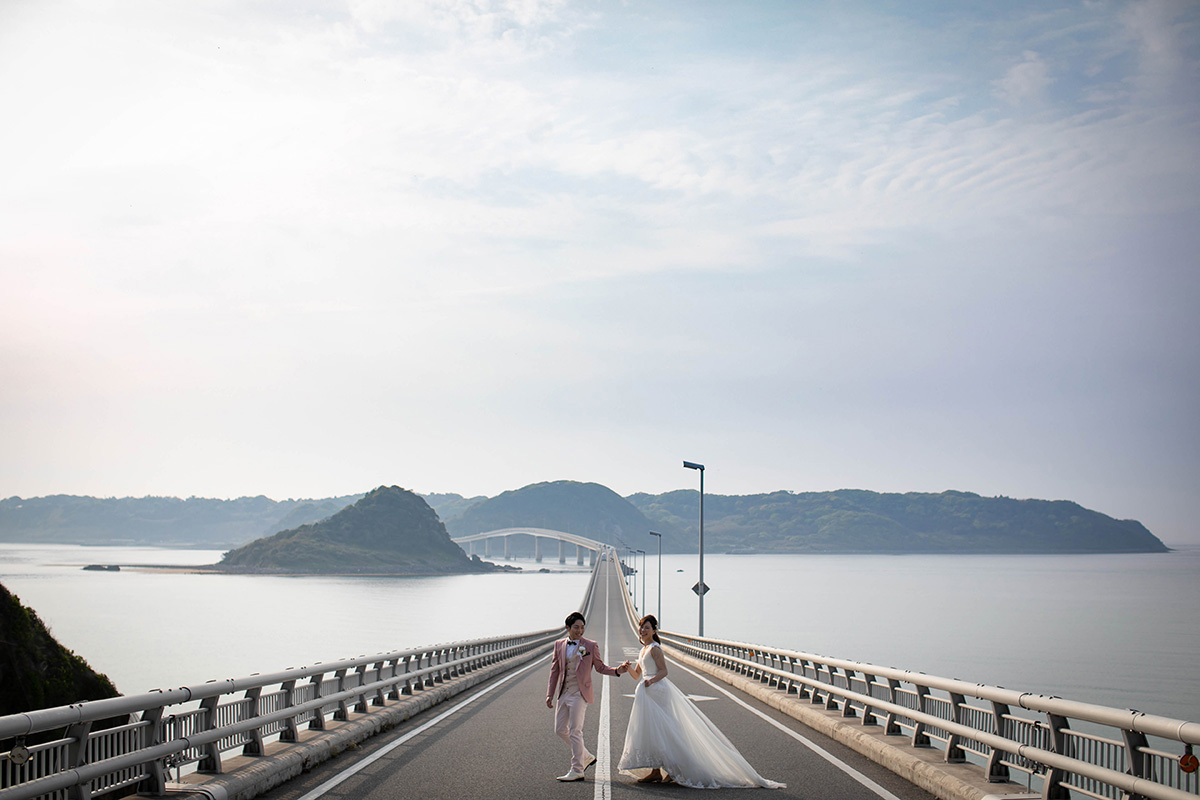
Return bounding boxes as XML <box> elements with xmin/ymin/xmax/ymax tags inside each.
<box><xmin>546</xmin><ymin>636</ymin><xmax>618</xmax><ymax>704</ymax></box>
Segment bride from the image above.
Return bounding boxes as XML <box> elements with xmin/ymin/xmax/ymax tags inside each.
<box><xmin>616</xmin><ymin>615</ymin><xmax>785</xmax><ymax>789</ymax></box>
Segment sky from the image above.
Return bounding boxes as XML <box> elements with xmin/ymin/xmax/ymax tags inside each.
<box><xmin>1</xmin><ymin>1</ymin><xmax>1198</xmax><ymax>543</ymax></box>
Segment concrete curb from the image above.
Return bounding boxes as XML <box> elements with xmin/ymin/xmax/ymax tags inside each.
<box><xmin>162</xmin><ymin>645</ymin><xmax>551</xmax><ymax>800</ymax></box>
<box><xmin>663</xmin><ymin>646</ymin><xmax>1038</xmax><ymax>800</ymax></box>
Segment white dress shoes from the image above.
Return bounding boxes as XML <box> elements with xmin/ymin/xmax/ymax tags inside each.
<box><xmin>556</xmin><ymin>770</ymin><xmax>585</xmax><ymax>781</ymax></box>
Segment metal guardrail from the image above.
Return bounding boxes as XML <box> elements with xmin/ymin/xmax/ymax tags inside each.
<box><xmin>0</xmin><ymin>631</ymin><xmax>557</xmax><ymax>800</ymax></box>
<box><xmin>661</xmin><ymin>632</ymin><xmax>1200</xmax><ymax>800</ymax></box>
<box><xmin>0</xmin><ymin>555</ymin><xmax>614</xmax><ymax>800</ymax></box>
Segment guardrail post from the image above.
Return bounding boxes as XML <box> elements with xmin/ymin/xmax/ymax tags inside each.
<box><xmin>373</xmin><ymin>661</ymin><xmax>389</xmax><ymax>706</ymax></box>
<box><xmin>308</xmin><ymin>674</ymin><xmax>327</xmax><ymax>730</ymax></box>
<box><xmin>424</xmin><ymin>651</ymin><xmax>438</xmax><ymax>687</ymax></box>
<box><xmin>243</xmin><ymin>686</ymin><xmax>265</xmax><ymax>756</ymax></box>
<box><xmin>64</xmin><ymin>719</ymin><xmax>94</xmax><ymax>800</ymax></box>
<box><xmin>945</xmin><ymin>692</ymin><xmax>966</xmax><ymax>763</ymax></box>
<box><xmin>861</xmin><ymin>674</ymin><xmax>879</xmax><ymax>726</ymax></box>
<box><xmin>333</xmin><ymin>669</ymin><xmax>351</xmax><ymax>721</ymax></box>
<box><xmin>400</xmin><ymin>655</ymin><xmax>416</xmax><ymax>694</ymax></box>
<box><xmin>912</xmin><ymin>685</ymin><xmax>931</xmax><ymax>747</ymax></box>
<box><xmin>354</xmin><ymin>664</ymin><xmax>370</xmax><ymax>714</ymax></box>
<box><xmin>1120</xmin><ymin>728</ymin><xmax>1150</xmax><ymax>799</ymax></box>
<box><xmin>386</xmin><ymin>658</ymin><xmax>402</xmax><ymax>700</ymax></box>
<box><xmin>793</xmin><ymin>659</ymin><xmax>811</xmax><ymax>701</ymax></box>
<box><xmin>1043</xmin><ymin>712</ymin><xmax>1072</xmax><ymax>799</ymax></box>
<box><xmin>280</xmin><ymin>680</ymin><xmax>300</xmax><ymax>742</ymax></box>
<box><xmin>138</xmin><ymin>704</ymin><xmax>168</xmax><ymax>796</ymax></box>
<box><xmin>839</xmin><ymin>668</ymin><xmax>857</xmax><ymax>718</ymax></box>
<box><xmin>197</xmin><ymin>695</ymin><xmax>223</xmax><ymax>773</ymax></box>
<box><xmin>985</xmin><ymin>701</ymin><xmax>1011</xmax><ymax>781</ymax></box>
<box><xmin>823</xmin><ymin>666</ymin><xmax>840</xmax><ymax>712</ymax></box>
<box><xmin>809</xmin><ymin>663</ymin><xmax>826</xmax><ymax>706</ymax></box>
<box><xmin>882</xmin><ymin>678</ymin><xmax>904</xmax><ymax>734</ymax></box>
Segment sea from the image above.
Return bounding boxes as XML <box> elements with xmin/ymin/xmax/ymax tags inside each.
<box><xmin>1</xmin><ymin>543</ymin><xmax>1197</xmax><ymax>726</ymax></box>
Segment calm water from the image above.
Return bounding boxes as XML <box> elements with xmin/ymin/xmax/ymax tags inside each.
<box><xmin>2</xmin><ymin>544</ymin><xmax>1197</xmax><ymax>725</ymax></box>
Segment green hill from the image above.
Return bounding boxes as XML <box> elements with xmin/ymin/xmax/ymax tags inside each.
<box><xmin>424</xmin><ymin>492</ymin><xmax>487</xmax><ymax>520</ymax></box>
<box><xmin>0</xmin><ymin>494</ymin><xmax>362</xmax><ymax>547</ymax></box>
<box><xmin>220</xmin><ymin>486</ymin><xmax>502</xmax><ymax>574</ymax></box>
<box><xmin>1</xmin><ymin>582</ymin><xmax>120</xmax><ymax>716</ymax></box>
<box><xmin>626</xmin><ymin>489</ymin><xmax>1168</xmax><ymax>554</ymax></box>
<box><xmin>443</xmin><ymin>481</ymin><xmax>672</xmax><ymax>554</ymax></box>
<box><xmin>2</xmin><ymin>484</ymin><xmax>1166</xmax><ymax>556</ymax></box>
<box><xmin>265</xmin><ymin>496</ymin><xmax>363</xmax><ymax>535</ymax></box>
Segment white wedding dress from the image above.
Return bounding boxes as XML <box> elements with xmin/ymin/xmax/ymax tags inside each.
<box><xmin>617</xmin><ymin>642</ymin><xmax>785</xmax><ymax>789</ymax></box>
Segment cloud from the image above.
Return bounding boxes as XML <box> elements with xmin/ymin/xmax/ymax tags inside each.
<box><xmin>0</xmin><ymin>1</ymin><xmax>1198</xmax><ymax>542</ymax></box>
<box><xmin>993</xmin><ymin>50</ymin><xmax>1053</xmax><ymax>106</ymax></box>
<box><xmin>1120</xmin><ymin>0</ymin><xmax>1196</xmax><ymax>87</ymax></box>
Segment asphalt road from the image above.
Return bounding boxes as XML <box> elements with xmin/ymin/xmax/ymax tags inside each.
<box><xmin>252</xmin><ymin>556</ymin><xmax>939</xmax><ymax>800</ymax></box>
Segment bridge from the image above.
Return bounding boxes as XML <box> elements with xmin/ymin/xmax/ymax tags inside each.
<box><xmin>451</xmin><ymin>528</ymin><xmax>605</xmax><ymax>565</ymax></box>
<box><xmin>2</xmin><ymin>551</ymin><xmax>1199</xmax><ymax>800</ymax></box>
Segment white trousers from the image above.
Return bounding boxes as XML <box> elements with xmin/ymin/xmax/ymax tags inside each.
<box><xmin>554</xmin><ymin>689</ymin><xmax>589</xmax><ymax>772</ymax></box>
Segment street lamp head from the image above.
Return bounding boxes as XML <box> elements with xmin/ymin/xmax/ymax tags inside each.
<box><xmin>682</xmin><ymin>461</ymin><xmax>705</xmax><ymax>471</ymax></box>
<box><xmin>649</xmin><ymin>531</ymin><xmax>661</xmax><ymax>538</ymax></box>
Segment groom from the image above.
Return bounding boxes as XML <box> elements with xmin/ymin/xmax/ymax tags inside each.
<box><xmin>546</xmin><ymin>611</ymin><xmax>624</xmax><ymax>781</ymax></box>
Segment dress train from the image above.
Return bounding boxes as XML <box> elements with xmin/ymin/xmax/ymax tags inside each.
<box><xmin>617</xmin><ymin>643</ymin><xmax>784</xmax><ymax>789</ymax></box>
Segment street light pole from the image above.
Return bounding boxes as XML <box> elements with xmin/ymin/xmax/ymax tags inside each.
<box><xmin>636</xmin><ymin>549</ymin><xmax>646</xmax><ymax>614</ymax></box>
<box><xmin>625</xmin><ymin>547</ymin><xmax>636</xmax><ymax>607</ymax></box>
<box><xmin>649</xmin><ymin>531</ymin><xmax>662</xmax><ymax>621</ymax></box>
<box><xmin>683</xmin><ymin>460</ymin><xmax>706</xmax><ymax>636</ymax></box>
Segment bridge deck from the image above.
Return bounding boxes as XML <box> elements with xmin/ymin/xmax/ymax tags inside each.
<box><xmin>235</xmin><ymin>557</ymin><xmax>939</xmax><ymax>800</ymax></box>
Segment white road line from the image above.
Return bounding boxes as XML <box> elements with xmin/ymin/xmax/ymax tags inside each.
<box><xmin>294</xmin><ymin>657</ymin><xmax>544</xmax><ymax>800</ymax></box>
<box><xmin>674</xmin><ymin>661</ymin><xmax>905</xmax><ymax>800</ymax></box>
<box><xmin>593</xmin><ymin>555</ymin><xmax>612</xmax><ymax>800</ymax></box>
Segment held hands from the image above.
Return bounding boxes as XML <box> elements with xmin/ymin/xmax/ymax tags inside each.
<box><xmin>617</xmin><ymin>660</ymin><xmax>632</xmax><ymax>676</ymax></box>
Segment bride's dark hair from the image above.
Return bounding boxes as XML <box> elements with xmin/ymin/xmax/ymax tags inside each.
<box><xmin>638</xmin><ymin>614</ymin><xmax>661</xmax><ymax>644</ymax></box>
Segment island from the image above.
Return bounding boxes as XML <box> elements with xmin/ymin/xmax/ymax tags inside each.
<box><xmin>217</xmin><ymin>485</ymin><xmax>514</xmax><ymax>575</ymax></box>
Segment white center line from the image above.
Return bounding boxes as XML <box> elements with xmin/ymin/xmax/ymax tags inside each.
<box><xmin>593</xmin><ymin>554</ymin><xmax>612</xmax><ymax>800</ymax></box>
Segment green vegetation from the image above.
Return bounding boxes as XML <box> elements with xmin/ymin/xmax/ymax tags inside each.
<box><xmin>424</xmin><ymin>492</ymin><xmax>487</xmax><ymax>520</ymax></box>
<box><xmin>0</xmin><ymin>582</ymin><xmax>120</xmax><ymax>717</ymax></box>
<box><xmin>219</xmin><ymin>486</ymin><xmax>504</xmax><ymax>574</ymax></box>
<box><xmin>624</xmin><ymin>489</ymin><xmax>1168</xmax><ymax>554</ymax></box>
<box><xmin>444</xmin><ymin>481</ymin><xmax>658</xmax><ymax>555</ymax></box>
<box><xmin>1</xmin><ymin>484</ymin><xmax>1167</xmax><ymax>555</ymax></box>
<box><xmin>0</xmin><ymin>493</ymin><xmax>362</xmax><ymax>547</ymax></box>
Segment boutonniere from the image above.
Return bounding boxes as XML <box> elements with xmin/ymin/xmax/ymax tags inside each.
<box><xmin>578</xmin><ymin>647</ymin><xmax>588</xmax><ymax>657</ymax></box>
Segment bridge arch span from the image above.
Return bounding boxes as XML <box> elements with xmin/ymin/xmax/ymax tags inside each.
<box><xmin>451</xmin><ymin>528</ymin><xmax>605</xmax><ymax>565</ymax></box>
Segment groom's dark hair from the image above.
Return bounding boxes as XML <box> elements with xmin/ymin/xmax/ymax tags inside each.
<box><xmin>565</xmin><ymin>612</ymin><xmax>586</xmax><ymax>629</ymax></box>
